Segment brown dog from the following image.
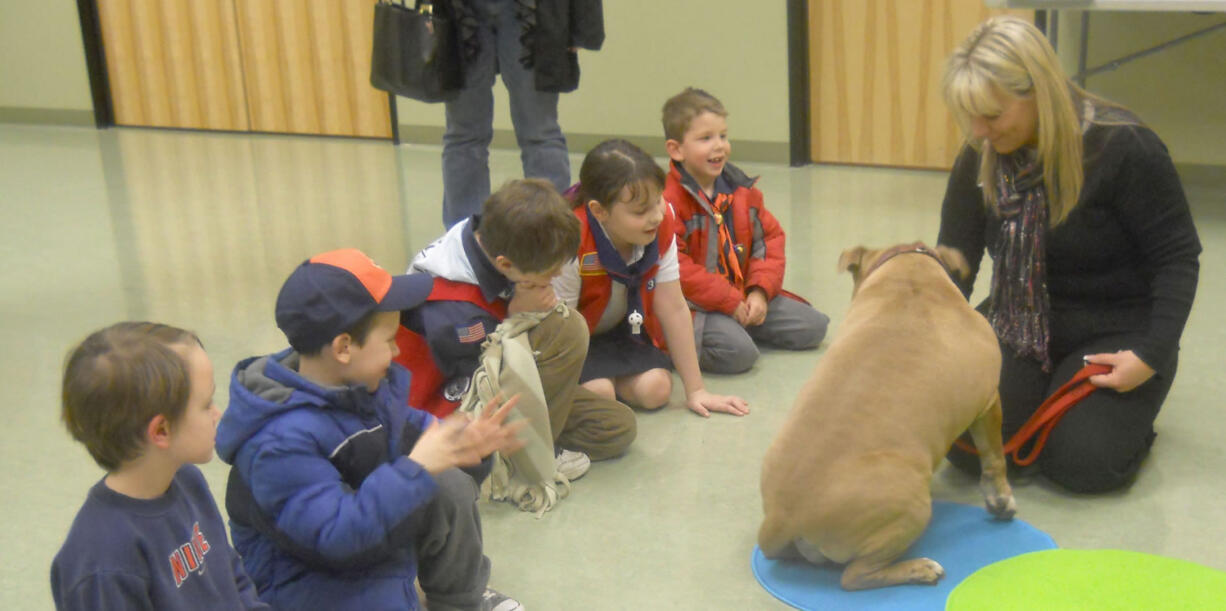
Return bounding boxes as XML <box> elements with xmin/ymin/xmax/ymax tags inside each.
<box><xmin>758</xmin><ymin>243</ymin><xmax>1015</xmax><ymax>591</ymax></box>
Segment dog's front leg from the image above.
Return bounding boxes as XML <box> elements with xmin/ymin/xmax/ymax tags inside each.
<box><xmin>967</xmin><ymin>392</ymin><xmax>1016</xmax><ymax>520</ymax></box>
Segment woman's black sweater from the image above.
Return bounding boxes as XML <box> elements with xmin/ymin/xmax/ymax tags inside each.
<box><xmin>937</xmin><ymin>120</ymin><xmax>1201</xmax><ymax>374</ymax></box>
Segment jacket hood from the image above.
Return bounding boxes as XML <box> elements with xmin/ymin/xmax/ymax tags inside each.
<box><xmin>215</xmin><ymin>348</ymin><xmax>410</xmax><ymax>463</ymax></box>
<box><xmin>408</xmin><ymin>219</ymin><xmax>478</xmax><ymax>283</ymax></box>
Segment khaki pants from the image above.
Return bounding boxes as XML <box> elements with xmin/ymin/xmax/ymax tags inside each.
<box><xmin>528</xmin><ymin>307</ymin><xmax>636</xmax><ymax>461</ymax></box>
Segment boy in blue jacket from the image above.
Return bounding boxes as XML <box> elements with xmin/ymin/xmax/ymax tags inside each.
<box><xmin>215</xmin><ymin>248</ymin><xmax>526</xmax><ymax>611</ymax></box>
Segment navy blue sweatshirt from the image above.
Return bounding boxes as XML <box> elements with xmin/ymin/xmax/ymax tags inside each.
<box><xmin>50</xmin><ymin>465</ymin><xmax>267</xmax><ymax>610</ymax></box>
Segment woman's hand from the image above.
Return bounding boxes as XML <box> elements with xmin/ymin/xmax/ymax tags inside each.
<box><xmin>1083</xmin><ymin>350</ymin><xmax>1155</xmax><ymax>392</ymax></box>
<box><xmin>685</xmin><ymin>389</ymin><xmax>750</xmax><ymax>418</ymax></box>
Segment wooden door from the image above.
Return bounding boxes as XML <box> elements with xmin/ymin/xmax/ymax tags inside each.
<box><xmin>235</xmin><ymin>0</ymin><xmax>391</xmax><ymax>138</ymax></box>
<box><xmin>97</xmin><ymin>0</ymin><xmax>249</xmax><ymax>130</ymax></box>
<box><xmin>808</xmin><ymin>0</ymin><xmax>1030</xmax><ymax>168</ymax></box>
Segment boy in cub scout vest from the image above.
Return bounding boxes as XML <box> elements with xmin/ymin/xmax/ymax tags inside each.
<box><xmin>553</xmin><ymin>139</ymin><xmax>749</xmax><ymax>418</ymax></box>
<box><xmin>398</xmin><ymin>178</ymin><xmax>637</xmax><ymax>469</ymax></box>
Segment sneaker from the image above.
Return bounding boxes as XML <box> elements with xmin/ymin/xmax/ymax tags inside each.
<box><xmin>482</xmin><ymin>588</ymin><xmax>524</xmax><ymax>611</ymax></box>
<box><xmin>555</xmin><ymin>449</ymin><xmax>591</xmax><ymax>481</ymax></box>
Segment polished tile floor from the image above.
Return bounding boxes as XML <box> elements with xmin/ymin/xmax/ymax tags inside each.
<box><xmin>1</xmin><ymin>124</ymin><xmax>1222</xmax><ymax>609</ymax></box>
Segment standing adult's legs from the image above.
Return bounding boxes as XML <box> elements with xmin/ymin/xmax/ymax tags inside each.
<box><xmin>493</xmin><ymin>0</ymin><xmax>570</xmax><ymax>195</ymax></box>
<box><xmin>442</xmin><ymin>0</ymin><xmax>499</xmax><ymax>227</ymax></box>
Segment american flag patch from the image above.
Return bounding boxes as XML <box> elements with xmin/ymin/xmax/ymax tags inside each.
<box><xmin>455</xmin><ymin>321</ymin><xmax>486</xmax><ymax>343</ymax></box>
<box><xmin>579</xmin><ymin>251</ymin><xmax>603</xmax><ymax>275</ymax></box>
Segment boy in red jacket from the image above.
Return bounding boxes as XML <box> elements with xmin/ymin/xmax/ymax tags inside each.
<box><xmin>662</xmin><ymin>87</ymin><xmax>829</xmax><ymax>373</ymax></box>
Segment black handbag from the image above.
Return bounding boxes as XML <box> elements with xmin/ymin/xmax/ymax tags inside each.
<box><xmin>370</xmin><ymin>0</ymin><xmax>462</xmax><ymax>103</ymax></box>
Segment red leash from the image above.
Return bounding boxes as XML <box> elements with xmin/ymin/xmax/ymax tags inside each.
<box><xmin>955</xmin><ymin>363</ymin><xmax>1113</xmax><ymax>467</ymax></box>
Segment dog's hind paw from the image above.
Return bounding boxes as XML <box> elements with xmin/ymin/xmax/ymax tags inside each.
<box><xmin>906</xmin><ymin>558</ymin><xmax>945</xmax><ymax>585</ymax></box>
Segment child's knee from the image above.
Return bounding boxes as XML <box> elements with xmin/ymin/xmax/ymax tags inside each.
<box><xmin>789</xmin><ymin>309</ymin><xmax>830</xmax><ymax>349</ymax></box>
<box><xmin>700</xmin><ymin>339</ymin><xmax>759</xmax><ymax>374</ymax></box>
<box><xmin>636</xmin><ymin>370</ymin><xmax>673</xmax><ymax>410</ymax></box>
<box><xmin>582</xmin><ymin>378</ymin><xmax>616</xmax><ymax>400</ymax></box>
<box><xmin>596</xmin><ymin>407</ymin><xmax>638</xmax><ymax>459</ymax></box>
<box><xmin>528</xmin><ymin>306</ymin><xmax>590</xmax><ymax>376</ymax></box>
<box><xmin>529</xmin><ymin>305</ymin><xmax>589</xmax><ymax>350</ymax></box>
<box><xmin>433</xmin><ymin>468</ymin><xmax>480</xmax><ymax>509</ymax></box>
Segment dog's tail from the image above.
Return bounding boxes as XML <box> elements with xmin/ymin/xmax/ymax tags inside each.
<box><xmin>757</xmin><ymin>513</ymin><xmax>793</xmax><ymax>559</ymax></box>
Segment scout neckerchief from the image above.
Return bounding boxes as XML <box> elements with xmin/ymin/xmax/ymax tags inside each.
<box><xmin>989</xmin><ymin>148</ymin><xmax>1052</xmax><ymax>371</ymax></box>
<box><xmin>708</xmin><ymin>191</ymin><xmax>745</xmax><ymax>290</ymax></box>
<box><xmin>585</xmin><ymin>204</ymin><xmax>659</xmax><ymax>339</ymax></box>
<box><xmin>677</xmin><ymin>164</ymin><xmax>745</xmax><ymax>290</ymax></box>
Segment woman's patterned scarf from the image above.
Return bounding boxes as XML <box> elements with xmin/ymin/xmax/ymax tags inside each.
<box><xmin>989</xmin><ymin>148</ymin><xmax>1052</xmax><ymax>371</ymax></box>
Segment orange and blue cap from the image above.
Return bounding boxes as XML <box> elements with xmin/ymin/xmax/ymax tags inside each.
<box><xmin>275</xmin><ymin>249</ymin><xmax>431</xmax><ymax>352</ymax></box>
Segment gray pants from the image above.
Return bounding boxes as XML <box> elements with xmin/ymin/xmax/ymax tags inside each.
<box><xmin>415</xmin><ymin>468</ymin><xmax>488</xmax><ymax>611</ymax></box>
<box><xmin>695</xmin><ymin>295</ymin><xmax>829</xmax><ymax>374</ymax></box>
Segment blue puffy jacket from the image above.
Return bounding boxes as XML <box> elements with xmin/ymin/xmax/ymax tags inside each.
<box><xmin>215</xmin><ymin>349</ymin><xmax>440</xmax><ymax>610</ymax></box>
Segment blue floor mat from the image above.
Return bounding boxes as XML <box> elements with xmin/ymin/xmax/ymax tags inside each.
<box><xmin>751</xmin><ymin>501</ymin><xmax>1056</xmax><ymax>610</ymax></box>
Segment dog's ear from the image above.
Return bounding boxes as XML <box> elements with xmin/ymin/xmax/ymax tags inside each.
<box><xmin>838</xmin><ymin>246</ymin><xmax>867</xmax><ymax>275</ymax></box>
<box><xmin>935</xmin><ymin>245</ymin><xmax>970</xmax><ymax>281</ymax></box>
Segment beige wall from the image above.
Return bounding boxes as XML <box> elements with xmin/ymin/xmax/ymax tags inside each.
<box><xmin>1057</xmin><ymin>10</ymin><xmax>1226</xmax><ymax>166</ymax></box>
<box><xmin>3</xmin><ymin>1</ymin><xmax>1223</xmax><ymax>165</ymax></box>
<box><xmin>0</xmin><ymin>0</ymin><xmax>93</xmax><ymax>111</ymax></box>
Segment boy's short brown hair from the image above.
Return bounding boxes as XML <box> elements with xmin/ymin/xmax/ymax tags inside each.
<box><xmin>61</xmin><ymin>322</ymin><xmax>201</xmax><ymax>471</ymax></box>
<box><xmin>479</xmin><ymin>178</ymin><xmax>580</xmax><ymax>273</ymax></box>
<box><xmin>662</xmin><ymin>87</ymin><xmax>728</xmax><ymax>142</ymax></box>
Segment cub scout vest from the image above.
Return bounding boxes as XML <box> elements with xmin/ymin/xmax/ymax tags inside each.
<box><xmin>393</xmin><ymin>277</ymin><xmax>507</xmax><ymax>418</ymax></box>
<box><xmin>573</xmin><ymin>207</ymin><xmax>671</xmax><ymax>349</ymax></box>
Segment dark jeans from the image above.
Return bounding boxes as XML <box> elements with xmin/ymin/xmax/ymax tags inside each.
<box><xmin>441</xmin><ymin>0</ymin><xmax>570</xmax><ymax>227</ymax></box>
<box><xmin>948</xmin><ymin>334</ymin><xmax>1175</xmax><ymax>493</ymax></box>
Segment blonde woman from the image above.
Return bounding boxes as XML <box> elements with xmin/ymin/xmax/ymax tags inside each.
<box><xmin>937</xmin><ymin>16</ymin><xmax>1201</xmax><ymax>493</ymax></box>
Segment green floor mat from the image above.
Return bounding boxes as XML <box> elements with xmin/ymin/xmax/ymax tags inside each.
<box><xmin>947</xmin><ymin>549</ymin><xmax>1226</xmax><ymax>610</ymax></box>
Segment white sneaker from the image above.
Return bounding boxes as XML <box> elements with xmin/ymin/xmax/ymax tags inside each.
<box><xmin>555</xmin><ymin>449</ymin><xmax>591</xmax><ymax>481</ymax></box>
<box><xmin>482</xmin><ymin>588</ymin><xmax>524</xmax><ymax>611</ymax></box>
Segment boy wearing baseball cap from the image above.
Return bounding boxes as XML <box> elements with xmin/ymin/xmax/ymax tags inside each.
<box><xmin>215</xmin><ymin>249</ymin><xmax>526</xmax><ymax>611</ymax></box>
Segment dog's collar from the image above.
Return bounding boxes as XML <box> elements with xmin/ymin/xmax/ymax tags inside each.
<box><xmin>861</xmin><ymin>242</ymin><xmax>949</xmax><ymax>280</ymax></box>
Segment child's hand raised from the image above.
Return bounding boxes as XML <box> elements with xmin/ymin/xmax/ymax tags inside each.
<box><xmin>408</xmin><ymin>395</ymin><xmax>526</xmax><ymax>474</ymax></box>
<box><xmin>459</xmin><ymin>394</ymin><xmax>527</xmax><ymax>458</ymax></box>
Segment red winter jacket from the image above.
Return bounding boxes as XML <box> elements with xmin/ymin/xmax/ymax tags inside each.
<box><xmin>663</xmin><ymin>162</ymin><xmax>786</xmax><ymax>315</ymax></box>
